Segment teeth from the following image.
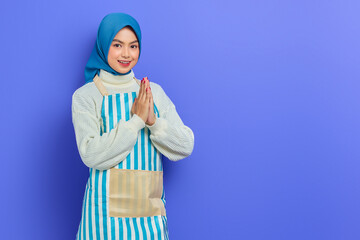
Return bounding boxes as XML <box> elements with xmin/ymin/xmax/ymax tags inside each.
<box><xmin>119</xmin><ymin>61</ymin><xmax>130</xmax><ymax>64</ymax></box>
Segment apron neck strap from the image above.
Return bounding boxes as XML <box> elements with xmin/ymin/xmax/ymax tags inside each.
<box><xmin>93</xmin><ymin>74</ymin><xmax>109</xmax><ymax>96</ymax></box>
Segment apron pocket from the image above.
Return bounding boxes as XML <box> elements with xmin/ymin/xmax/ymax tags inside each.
<box><xmin>109</xmin><ymin>168</ymin><xmax>166</xmax><ymax>218</ymax></box>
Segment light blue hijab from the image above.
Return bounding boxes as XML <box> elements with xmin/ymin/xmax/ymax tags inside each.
<box><xmin>84</xmin><ymin>13</ymin><xmax>142</xmax><ymax>84</ymax></box>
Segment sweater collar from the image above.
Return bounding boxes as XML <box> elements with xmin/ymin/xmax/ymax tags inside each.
<box><xmin>99</xmin><ymin>69</ymin><xmax>135</xmax><ymax>88</ymax></box>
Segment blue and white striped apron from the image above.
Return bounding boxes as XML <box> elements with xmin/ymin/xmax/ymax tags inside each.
<box><xmin>76</xmin><ymin>75</ymin><xmax>169</xmax><ymax>240</ymax></box>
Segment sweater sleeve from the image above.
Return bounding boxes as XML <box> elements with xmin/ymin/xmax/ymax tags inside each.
<box><xmin>72</xmin><ymin>91</ymin><xmax>145</xmax><ymax>170</ymax></box>
<box><xmin>146</xmin><ymin>84</ymin><xmax>194</xmax><ymax>161</ymax></box>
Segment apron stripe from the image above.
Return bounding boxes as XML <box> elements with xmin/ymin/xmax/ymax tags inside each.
<box><xmin>107</xmin><ymin>207</ymin><xmax>112</xmax><ymax>239</ymax></box>
<box><xmin>83</xmin><ymin>180</ymin><xmax>89</xmax><ymax>240</ymax></box>
<box><xmin>147</xmin><ymin>133</ymin><xmax>152</xmax><ymax>171</ymax></box>
<box><xmin>114</xmin><ymin>218</ymin><xmax>119</xmax><ymax>240</ymax></box>
<box><xmin>104</xmin><ymin>97</ymin><xmax>109</xmax><ymax>135</ymax></box>
<box><xmin>121</xmin><ymin>218</ymin><xmax>127</xmax><ymax>239</ymax></box>
<box><xmin>160</xmin><ymin>151</ymin><xmax>163</xmax><ymax>171</ymax></box>
<box><xmin>129</xmin><ymin>93</ymin><xmax>135</xmax><ymax>170</ymax></box>
<box><xmin>94</xmin><ymin>170</ymin><xmax>101</xmax><ymax>239</ymax></box>
<box><xmin>141</xmin><ymin>129</ymin><xmax>145</xmax><ymax>170</ymax></box>
<box><xmin>161</xmin><ymin>216</ymin><xmax>166</xmax><ymax>240</ymax></box>
<box><xmin>101</xmin><ymin>98</ymin><xmax>106</xmax><ymax>135</ymax></box>
<box><xmin>112</xmin><ymin>95</ymin><xmax>117</xmax><ymax>131</ymax></box>
<box><xmin>154</xmin><ymin>104</ymin><xmax>159</xmax><ymax>117</ymax></box>
<box><xmin>135</xmin><ymin>218</ymin><xmax>144</xmax><ymax>240</ymax></box>
<box><xmin>124</xmin><ymin>93</ymin><xmax>130</xmax><ymax>121</ymax></box>
<box><xmin>146</xmin><ymin>128</ymin><xmax>151</xmax><ymax>171</ymax></box>
<box><xmin>151</xmin><ymin>217</ymin><xmax>158</xmax><ymax>240</ymax></box>
<box><xmin>91</xmin><ymin>170</ymin><xmax>97</xmax><ymax>239</ymax></box>
<box><xmin>147</xmin><ymin>217</ymin><xmax>155</xmax><ymax>240</ymax></box>
<box><xmin>116</xmin><ymin>94</ymin><xmax>122</xmax><ymax>123</ymax></box>
<box><xmin>108</xmin><ymin>96</ymin><xmax>114</xmax><ymax>130</ymax></box>
<box><xmin>124</xmin><ymin>93</ymin><xmax>131</xmax><ymax>170</ymax></box>
<box><xmin>154</xmin><ymin>216</ymin><xmax>162</xmax><ymax>240</ymax></box>
<box><xmin>140</xmin><ymin>217</ymin><xmax>147</xmax><ymax>240</ymax></box>
<box><xmin>161</xmin><ymin>188</ymin><xmax>166</xmax><ymax>211</ymax></box>
<box><xmin>118</xmin><ymin>93</ymin><xmax>126</xmax><ymax>169</ymax></box>
<box><xmin>131</xmin><ymin>92</ymin><xmax>139</xmax><ymax>171</ymax></box>
<box><xmin>153</xmin><ymin>147</ymin><xmax>157</xmax><ymax>171</ymax></box>
<box><xmin>110</xmin><ymin>217</ymin><xmax>115</xmax><ymax>240</ymax></box>
<box><xmin>86</xmin><ymin>181</ymin><xmax>91</xmax><ymax>239</ymax></box>
<box><xmin>87</xmin><ymin>169</ymin><xmax>93</xmax><ymax>239</ymax></box>
<box><xmin>134</xmin><ymin>135</ymin><xmax>138</xmax><ymax>170</ymax></box>
<box><xmin>99</xmin><ymin>171</ymin><xmax>104</xmax><ymax>239</ymax></box>
<box><xmin>102</xmin><ymin>171</ymin><xmax>108</xmax><ymax>240</ymax></box>
<box><xmin>153</xmin><ymin>103</ymin><xmax>159</xmax><ymax>172</ymax></box>
<box><xmin>131</xmin><ymin>218</ymin><xmax>139</xmax><ymax>240</ymax></box>
<box><xmin>163</xmin><ymin>216</ymin><xmax>169</xmax><ymax>240</ymax></box>
<box><xmin>125</xmin><ymin>218</ymin><xmax>131</xmax><ymax>240</ymax></box>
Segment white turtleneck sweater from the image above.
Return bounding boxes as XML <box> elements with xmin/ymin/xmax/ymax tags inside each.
<box><xmin>72</xmin><ymin>69</ymin><xmax>194</xmax><ymax>170</ymax></box>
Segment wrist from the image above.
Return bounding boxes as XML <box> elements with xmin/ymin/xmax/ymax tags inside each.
<box><xmin>146</xmin><ymin>117</ymin><xmax>166</xmax><ymax>133</ymax></box>
<box><xmin>146</xmin><ymin>113</ymin><xmax>156</xmax><ymax>126</ymax></box>
<box><xmin>146</xmin><ymin>118</ymin><xmax>156</xmax><ymax>126</ymax></box>
<box><xmin>130</xmin><ymin>114</ymin><xmax>146</xmax><ymax>130</ymax></box>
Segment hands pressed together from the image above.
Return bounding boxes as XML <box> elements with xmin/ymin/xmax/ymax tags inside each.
<box><xmin>131</xmin><ymin>77</ymin><xmax>156</xmax><ymax>126</ymax></box>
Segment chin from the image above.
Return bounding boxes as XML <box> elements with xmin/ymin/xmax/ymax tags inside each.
<box><xmin>116</xmin><ymin>68</ymin><xmax>131</xmax><ymax>74</ymax></box>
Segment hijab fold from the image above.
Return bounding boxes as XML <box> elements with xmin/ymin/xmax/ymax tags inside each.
<box><xmin>84</xmin><ymin>13</ymin><xmax>142</xmax><ymax>84</ymax></box>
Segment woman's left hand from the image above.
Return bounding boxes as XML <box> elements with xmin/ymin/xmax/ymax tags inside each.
<box><xmin>144</xmin><ymin>77</ymin><xmax>156</xmax><ymax>126</ymax></box>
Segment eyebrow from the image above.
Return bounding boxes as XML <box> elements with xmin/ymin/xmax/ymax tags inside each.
<box><xmin>112</xmin><ymin>39</ymin><xmax>138</xmax><ymax>44</ymax></box>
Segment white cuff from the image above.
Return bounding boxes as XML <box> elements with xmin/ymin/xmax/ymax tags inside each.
<box><xmin>146</xmin><ymin>118</ymin><xmax>167</xmax><ymax>135</ymax></box>
<box><xmin>126</xmin><ymin>114</ymin><xmax>145</xmax><ymax>133</ymax></box>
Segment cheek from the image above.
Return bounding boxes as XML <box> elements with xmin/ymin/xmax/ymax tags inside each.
<box><xmin>108</xmin><ymin>47</ymin><xmax>118</xmax><ymax>61</ymax></box>
<box><xmin>132</xmin><ymin>51</ymin><xmax>140</xmax><ymax>61</ymax></box>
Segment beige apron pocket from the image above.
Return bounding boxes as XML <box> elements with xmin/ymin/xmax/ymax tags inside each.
<box><xmin>109</xmin><ymin>168</ymin><xmax>166</xmax><ymax>218</ymax></box>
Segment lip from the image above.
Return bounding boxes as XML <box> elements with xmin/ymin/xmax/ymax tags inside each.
<box><xmin>118</xmin><ymin>60</ymin><xmax>131</xmax><ymax>67</ymax></box>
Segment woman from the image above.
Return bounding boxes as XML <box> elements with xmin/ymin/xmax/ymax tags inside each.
<box><xmin>72</xmin><ymin>12</ymin><xmax>194</xmax><ymax>239</ymax></box>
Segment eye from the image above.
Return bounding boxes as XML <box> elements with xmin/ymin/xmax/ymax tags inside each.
<box><xmin>131</xmin><ymin>45</ymin><xmax>138</xmax><ymax>49</ymax></box>
<box><xmin>114</xmin><ymin>44</ymin><xmax>121</xmax><ymax>48</ymax></box>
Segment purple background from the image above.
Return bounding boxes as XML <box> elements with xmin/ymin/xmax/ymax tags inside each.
<box><xmin>1</xmin><ymin>0</ymin><xmax>360</xmax><ymax>239</ymax></box>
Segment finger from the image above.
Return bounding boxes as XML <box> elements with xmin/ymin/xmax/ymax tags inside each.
<box><xmin>146</xmin><ymin>86</ymin><xmax>151</xmax><ymax>103</ymax></box>
<box><xmin>141</xmin><ymin>77</ymin><xmax>148</xmax><ymax>98</ymax></box>
<box><xmin>139</xmin><ymin>78</ymin><xmax>145</xmax><ymax>94</ymax></box>
<box><xmin>149</xmin><ymin>94</ymin><xmax>154</xmax><ymax>112</ymax></box>
<box><xmin>145</xmin><ymin>76</ymin><xmax>150</xmax><ymax>89</ymax></box>
<box><xmin>144</xmin><ymin>77</ymin><xmax>151</xmax><ymax>96</ymax></box>
<box><xmin>148</xmin><ymin>94</ymin><xmax>156</xmax><ymax>124</ymax></box>
<box><xmin>147</xmin><ymin>86</ymin><xmax>153</xmax><ymax>103</ymax></box>
<box><xmin>142</xmin><ymin>77</ymin><xmax>149</xmax><ymax>97</ymax></box>
<box><xmin>138</xmin><ymin>78</ymin><xmax>146</xmax><ymax>101</ymax></box>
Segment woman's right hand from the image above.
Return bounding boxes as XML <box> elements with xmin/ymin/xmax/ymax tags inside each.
<box><xmin>131</xmin><ymin>77</ymin><xmax>151</xmax><ymax>123</ymax></box>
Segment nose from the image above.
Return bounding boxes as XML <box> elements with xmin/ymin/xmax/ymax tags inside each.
<box><xmin>121</xmin><ymin>47</ymin><xmax>130</xmax><ymax>58</ymax></box>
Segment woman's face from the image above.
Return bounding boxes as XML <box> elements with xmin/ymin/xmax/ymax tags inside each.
<box><xmin>107</xmin><ymin>27</ymin><xmax>139</xmax><ymax>74</ymax></box>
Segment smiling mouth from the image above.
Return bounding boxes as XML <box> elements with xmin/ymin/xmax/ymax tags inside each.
<box><xmin>118</xmin><ymin>60</ymin><xmax>131</xmax><ymax>63</ymax></box>
<box><xmin>118</xmin><ymin>60</ymin><xmax>131</xmax><ymax>66</ymax></box>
